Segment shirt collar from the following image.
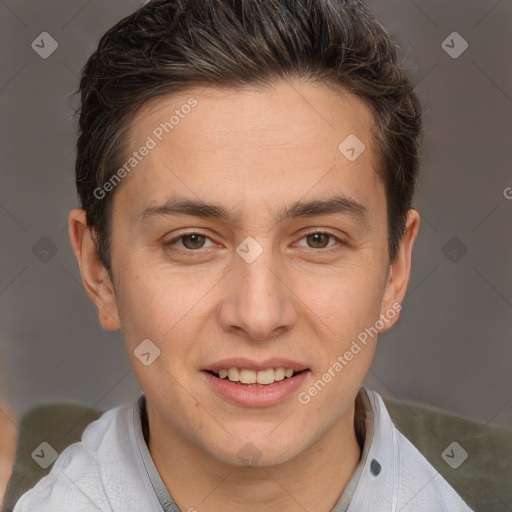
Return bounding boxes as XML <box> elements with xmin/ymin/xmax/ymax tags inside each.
<box><xmin>133</xmin><ymin>395</ymin><xmax>180</xmax><ymax>512</ymax></box>
<box><xmin>346</xmin><ymin>387</ymin><xmax>398</xmax><ymax>511</ymax></box>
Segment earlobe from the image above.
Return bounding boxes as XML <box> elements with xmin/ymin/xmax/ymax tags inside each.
<box><xmin>379</xmin><ymin>208</ymin><xmax>420</xmax><ymax>332</ymax></box>
<box><xmin>68</xmin><ymin>208</ymin><xmax>121</xmax><ymax>331</ymax></box>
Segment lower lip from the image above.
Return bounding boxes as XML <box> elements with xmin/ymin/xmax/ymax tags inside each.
<box><xmin>202</xmin><ymin>370</ymin><xmax>310</xmax><ymax>407</ymax></box>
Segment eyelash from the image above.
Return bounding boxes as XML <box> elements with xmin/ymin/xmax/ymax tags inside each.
<box><xmin>165</xmin><ymin>230</ymin><xmax>346</xmax><ymax>254</ymax></box>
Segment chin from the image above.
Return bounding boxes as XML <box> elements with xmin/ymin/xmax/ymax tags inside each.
<box><xmin>201</xmin><ymin>430</ymin><xmax>309</xmax><ymax>468</ymax></box>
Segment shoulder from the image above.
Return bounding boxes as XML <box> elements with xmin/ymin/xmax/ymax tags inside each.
<box><xmin>359</xmin><ymin>388</ymin><xmax>475</xmax><ymax>511</ymax></box>
<box><xmin>13</xmin><ymin>405</ymin><xmax>158</xmax><ymax>512</ymax></box>
<box><xmin>379</xmin><ymin>388</ymin><xmax>512</xmax><ymax>511</ymax></box>
<box><xmin>392</xmin><ymin>425</ymin><xmax>474</xmax><ymax>511</ymax></box>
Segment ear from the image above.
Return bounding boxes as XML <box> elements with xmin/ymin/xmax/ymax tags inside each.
<box><xmin>68</xmin><ymin>208</ymin><xmax>121</xmax><ymax>331</ymax></box>
<box><xmin>379</xmin><ymin>208</ymin><xmax>420</xmax><ymax>332</ymax></box>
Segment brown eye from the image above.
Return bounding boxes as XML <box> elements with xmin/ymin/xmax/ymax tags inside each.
<box><xmin>305</xmin><ymin>233</ymin><xmax>332</xmax><ymax>249</ymax></box>
<box><xmin>180</xmin><ymin>233</ymin><xmax>207</xmax><ymax>249</ymax></box>
<box><xmin>165</xmin><ymin>232</ymin><xmax>215</xmax><ymax>252</ymax></box>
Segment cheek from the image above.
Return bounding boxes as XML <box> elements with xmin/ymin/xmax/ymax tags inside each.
<box><xmin>116</xmin><ymin>262</ymin><xmax>209</xmax><ymax>339</ymax></box>
<box><xmin>298</xmin><ymin>260</ymin><xmax>385</xmax><ymax>333</ymax></box>
<box><xmin>295</xmin><ymin>270</ymin><xmax>382</xmax><ymax>416</ymax></box>
<box><xmin>117</xmin><ymin>269</ymin><xmax>206</xmax><ymax>399</ymax></box>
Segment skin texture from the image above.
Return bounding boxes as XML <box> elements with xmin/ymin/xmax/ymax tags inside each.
<box><xmin>69</xmin><ymin>79</ymin><xmax>420</xmax><ymax>511</ymax></box>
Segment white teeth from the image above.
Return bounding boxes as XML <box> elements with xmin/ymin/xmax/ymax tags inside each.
<box><xmin>274</xmin><ymin>368</ymin><xmax>285</xmax><ymax>381</ymax></box>
<box><xmin>239</xmin><ymin>369</ymin><xmax>257</xmax><ymax>384</ymax></box>
<box><xmin>256</xmin><ymin>369</ymin><xmax>275</xmax><ymax>385</ymax></box>
<box><xmin>215</xmin><ymin>367</ymin><xmax>300</xmax><ymax>385</ymax></box>
<box><xmin>227</xmin><ymin>368</ymin><xmax>240</xmax><ymax>382</ymax></box>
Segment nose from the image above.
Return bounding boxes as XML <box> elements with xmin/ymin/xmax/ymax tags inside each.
<box><xmin>217</xmin><ymin>240</ymin><xmax>298</xmax><ymax>342</ymax></box>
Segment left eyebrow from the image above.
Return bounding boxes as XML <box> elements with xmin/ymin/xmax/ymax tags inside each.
<box><xmin>276</xmin><ymin>196</ymin><xmax>369</xmax><ymax>223</ymax></box>
<box><xmin>138</xmin><ymin>195</ymin><xmax>370</xmax><ymax>225</ymax></box>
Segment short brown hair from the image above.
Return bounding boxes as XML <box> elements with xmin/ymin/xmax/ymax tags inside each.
<box><xmin>76</xmin><ymin>0</ymin><xmax>422</xmax><ymax>274</ymax></box>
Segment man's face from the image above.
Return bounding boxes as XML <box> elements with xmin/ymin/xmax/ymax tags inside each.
<box><xmin>78</xmin><ymin>80</ymin><xmax>415</xmax><ymax>466</ymax></box>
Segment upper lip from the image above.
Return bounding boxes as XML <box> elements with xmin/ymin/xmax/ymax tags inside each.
<box><xmin>203</xmin><ymin>358</ymin><xmax>309</xmax><ymax>373</ymax></box>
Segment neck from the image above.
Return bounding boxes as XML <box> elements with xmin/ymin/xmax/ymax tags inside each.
<box><xmin>145</xmin><ymin>398</ymin><xmax>364</xmax><ymax>512</ymax></box>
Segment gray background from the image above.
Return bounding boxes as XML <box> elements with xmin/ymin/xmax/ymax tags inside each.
<box><xmin>0</xmin><ymin>0</ymin><xmax>511</xmax><ymax>431</ymax></box>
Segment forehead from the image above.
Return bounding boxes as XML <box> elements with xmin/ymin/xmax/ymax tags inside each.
<box><xmin>133</xmin><ymin>80</ymin><xmax>376</xmax><ymax>153</ymax></box>
<box><xmin>116</xmin><ymin>79</ymin><xmax>383</xmax><ymax>220</ymax></box>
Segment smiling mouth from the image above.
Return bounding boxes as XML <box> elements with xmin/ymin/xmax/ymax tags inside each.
<box><xmin>205</xmin><ymin>368</ymin><xmax>308</xmax><ymax>386</ymax></box>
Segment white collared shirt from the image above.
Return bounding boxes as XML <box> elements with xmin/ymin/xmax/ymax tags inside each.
<box><xmin>13</xmin><ymin>387</ymin><xmax>474</xmax><ymax>511</ymax></box>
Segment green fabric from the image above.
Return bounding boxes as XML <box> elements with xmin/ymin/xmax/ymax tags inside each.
<box><xmin>3</xmin><ymin>396</ymin><xmax>511</xmax><ymax>512</ymax></box>
<box><xmin>382</xmin><ymin>395</ymin><xmax>512</xmax><ymax>512</ymax></box>
<box><xmin>2</xmin><ymin>403</ymin><xmax>102</xmax><ymax>512</ymax></box>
